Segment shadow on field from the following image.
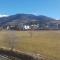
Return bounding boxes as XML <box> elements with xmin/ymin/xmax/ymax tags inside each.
<box><xmin>0</xmin><ymin>48</ymin><xmax>43</xmax><ymax>60</ymax></box>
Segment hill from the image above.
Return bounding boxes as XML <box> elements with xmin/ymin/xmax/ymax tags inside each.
<box><xmin>0</xmin><ymin>14</ymin><xmax>60</xmax><ymax>30</ymax></box>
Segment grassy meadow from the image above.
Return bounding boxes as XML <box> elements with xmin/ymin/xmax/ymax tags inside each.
<box><xmin>0</xmin><ymin>30</ymin><xmax>60</xmax><ymax>60</ymax></box>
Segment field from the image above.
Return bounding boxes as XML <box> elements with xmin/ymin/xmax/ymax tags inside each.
<box><xmin>0</xmin><ymin>30</ymin><xmax>60</xmax><ymax>60</ymax></box>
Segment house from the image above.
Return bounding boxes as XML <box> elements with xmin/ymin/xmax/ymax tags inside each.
<box><xmin>6</xmin><ymin>25</ymin><xmax>19</xmax><ymax>30</ymax></box>
<box><xmin>31</xmin><ymin>24</ymin><xmax>39</xmax><ymax>30</ymax></box>
<box><xmin>48</xmin><ymin>23</ymin><xmax>58</xmax><ymax>30</ymax></box>
<box><xmin>23</xmin><ymin>25</ymin><xmax>31</xmax><ymax>30</ymax></box>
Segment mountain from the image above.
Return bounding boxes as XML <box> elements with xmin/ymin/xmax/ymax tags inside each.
<box><xmin>0</xmin><ymin>13</ymin><xmax>60</xmax><ymax>30</ymax></box>
<box><xmin>0</xmin><ymin>14</ymin><xmax>56</xmax><ymax>26</ymax></box>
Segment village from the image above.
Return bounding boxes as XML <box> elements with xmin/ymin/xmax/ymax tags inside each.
<box><xmin>0</xmin><ymin>22</ymin><xmax>60</xmax><ymax>31</ymax></box>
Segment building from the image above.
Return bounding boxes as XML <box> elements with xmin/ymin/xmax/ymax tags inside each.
<box><xmin>23</xmin><ymin>25</ymin><xmax>31</xmax><ymax>30</ymax></box>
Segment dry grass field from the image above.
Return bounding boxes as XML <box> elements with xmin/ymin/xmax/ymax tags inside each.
<box><xmin>0</xmin><ymin>30</ymin><xmax>60</xmax><ymax>60</ymax></box>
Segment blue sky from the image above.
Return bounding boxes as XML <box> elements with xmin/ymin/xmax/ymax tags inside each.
<box><xmin>0</xmin><ymin>0</ymin><xmax>60</xmax><ymax>19</ymax></box>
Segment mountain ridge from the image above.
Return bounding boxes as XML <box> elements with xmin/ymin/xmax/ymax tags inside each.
<box><xmin>0</xmin><ymin>13</ymin><xmax>60</xmax><ymax>30</ymax></box>
<box><xmin>0</xmin><ymin>13</ymin><xmax>57</xmax><ymax>26</ymax></box>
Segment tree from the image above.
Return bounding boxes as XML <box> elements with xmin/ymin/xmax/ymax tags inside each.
<box><xmin>4</xmin><ymin>31</ymin><xmax>17</xmax><ymax>51</ymax></box>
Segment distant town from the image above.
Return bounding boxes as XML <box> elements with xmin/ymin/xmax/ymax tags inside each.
<box><xmin>0</xmin><ymin>14</ymin><xmax>60</xmax><ymax>31</ymax></box>
<box><xmin>0</xmin><ymin>21</ymin><xmax>60</xmax><ymax>31</ymax></box>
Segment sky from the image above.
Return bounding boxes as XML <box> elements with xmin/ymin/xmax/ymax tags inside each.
<box><xmin>0</xmin><ymin>0</ymin><xmax>60</xmax><ymax>19</ymax></box>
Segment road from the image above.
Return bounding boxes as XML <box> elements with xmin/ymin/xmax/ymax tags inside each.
<box><xmin>0</xmin><ymin>54</ymin><xmax>21</xmax><ymax>60</ymax></box>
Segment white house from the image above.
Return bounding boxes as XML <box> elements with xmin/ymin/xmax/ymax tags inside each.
<box><xmin>24</xmin><ymin>25</ymin><xmax>31</xmax><ymax>30</ymax></box>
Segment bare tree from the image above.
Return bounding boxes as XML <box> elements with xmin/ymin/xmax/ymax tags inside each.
<box><xmin>6</xmin><ymin>31</ymin><xmax>17</xmax><ymax>51</ymax></box>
